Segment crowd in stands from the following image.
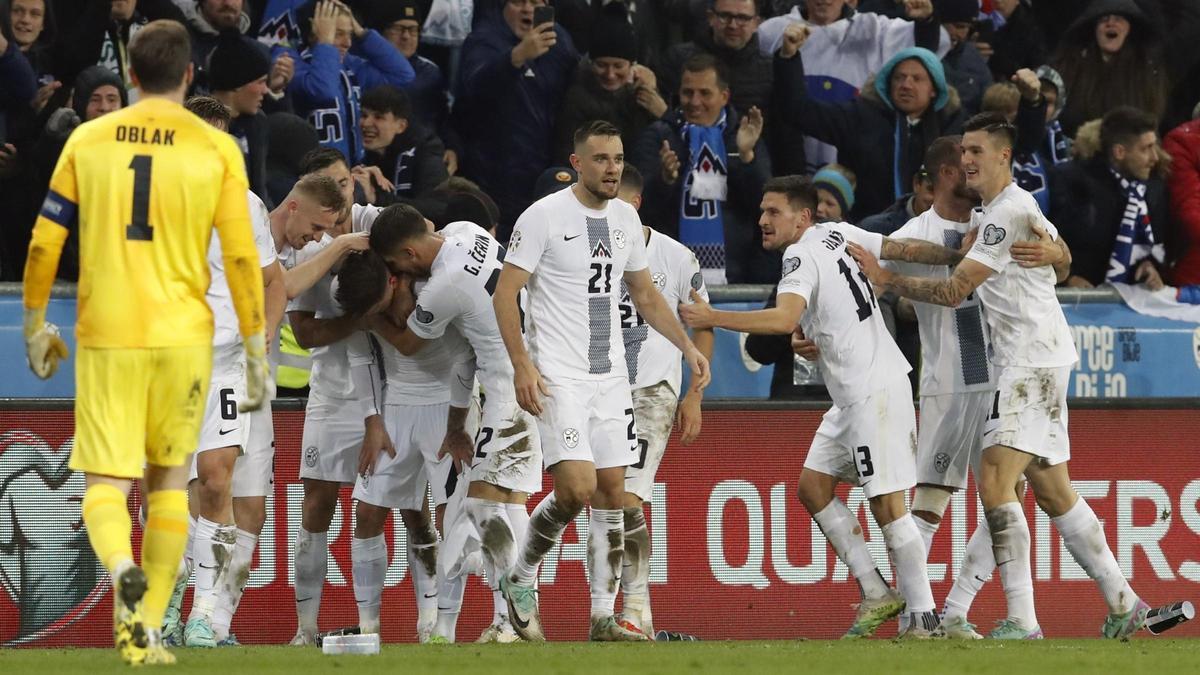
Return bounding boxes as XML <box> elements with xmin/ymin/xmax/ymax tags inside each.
<box><xmin>2</xmin><ymin>1</ymin><xmax>1200</xmax><ymax>387</ymax></box>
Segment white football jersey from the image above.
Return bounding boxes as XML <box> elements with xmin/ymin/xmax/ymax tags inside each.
<box><xmin>506</xmin><ymin>187</ymin><xmax>649</xmax><ymax>381</ymax></box>
<box><xmin>375</xmin><ymin>323</ymin><xmax>470</xmax><ymax>406</ymax></box>
<box><xmin>888</xmin><ymin>208</ymin><xmax>995</xmax><ymax>396</ymax></box>
<box><xmin>407</xmin><ymin>221</ymin><xmax>518</xmax><ymax>400</ymax></box>
<box><xmin>285</xmin><ymin>204</ymin><xmax>382</xmax><ymax>399</ymax></box>
<box><xmin>617</xmin><ymin>228</ymin><xmax>708</xmax><ymax>395</ymax></box>
<box><xmin>964</xmin><ymin>182</ymin><xmax>1077</xmax><ymax>368</ymax></box>
<box><xmin>778</xmin><ymin>222</ymin><xmax>911</xmax><ymax>407</ymax></box>
<box><xmin>208</xmin><ymin>191</ymin><xmax>277</xmax><ymax>347</ymax></box>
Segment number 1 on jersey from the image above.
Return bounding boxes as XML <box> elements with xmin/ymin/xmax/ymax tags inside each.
<box><xmin>837</xmin><ymin>258</ymin><xmax>875</xmax><ymax>321</ymax></box>
<box><xmin>127</xmin><ymin>155</ymin><xmax>154</xmax><ymax>241</ymax></box>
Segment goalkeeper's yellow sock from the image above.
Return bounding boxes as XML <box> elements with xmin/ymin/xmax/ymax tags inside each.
<box><xmin>142</xmin><ymin>490</ymin><xmax>190</xmax><ymax>630</ymax></box>
<box><xmin>81</xmin><ymin>483</ymin><xmax>134</xmax><ymax>573</ymax></box>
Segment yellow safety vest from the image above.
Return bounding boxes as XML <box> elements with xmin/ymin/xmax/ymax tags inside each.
<box><xmin>276</xmin><ymin>320</ymin><xmax>311</xmax><ymax>390</ymax></box>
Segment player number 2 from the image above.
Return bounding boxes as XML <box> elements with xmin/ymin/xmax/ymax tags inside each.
<box><xmin>837</xmin><ymin>258</ymin><xmax>875</xmax><ymax>321</ymax></box>
<box><xmin>855</xmin><ymin>445</ymin><xmax>875</xmax><ymax>478</ymax></box>
<box><xmin>475</xmin><ymin>426</ymin><xmax>494</xmax><ymax>459</ymax></box>
<box><xmin>589</xmin><ymin>263</ymin><xmax>613</xmax><ymax>294</ymax></box>
<box><xmin>126</xmin><ymin>155</ymin><xmax>154</xmax><ymax>241</ymax></box>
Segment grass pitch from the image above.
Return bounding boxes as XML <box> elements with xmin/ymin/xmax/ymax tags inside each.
<box><xmin>0</xmin><ymin>640</ymin><xmax>1194</xmax><ymax>675</ymax></box>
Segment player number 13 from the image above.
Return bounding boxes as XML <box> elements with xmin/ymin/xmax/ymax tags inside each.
<box><xmin>126</xmin><ymin>155</ymin><xmax>154</xmax><ymax>241</ymax></box>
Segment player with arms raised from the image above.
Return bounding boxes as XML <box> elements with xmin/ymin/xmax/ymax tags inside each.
<box><xmin>493</xmin><ymin>121</ymin><xmax>710</xmax><ymax>642</ymax></box>
<box><xmin>850</xmin><ymin>112</ymin><xmax>1151</xmax><ymax>639</ymax></box>
<box><xmin>681</xmin><ymin>176</ymin><xmax>958</xmax><ymax>637</ymax></box>
<box><xmin>22</xmin><ymin>20</ymin><xmax>267</xmax><ymax>665</ymax></box>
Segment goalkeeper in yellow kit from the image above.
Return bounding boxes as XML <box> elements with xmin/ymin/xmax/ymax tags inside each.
<box><xmin>21</xmin><ymin>20</ymin><xmax>266</xmax><ymax>667</ymax></box>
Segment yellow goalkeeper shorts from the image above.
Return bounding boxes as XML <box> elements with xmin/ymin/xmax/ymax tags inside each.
<box><xmin>71</xmin><ymin>345</ymin><xmax>212</xmax><ymax>478</ymax></box>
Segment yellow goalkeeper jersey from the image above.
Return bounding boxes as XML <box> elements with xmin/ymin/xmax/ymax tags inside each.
<box><xmin>23</xmin><ymin>97</ymin><xmax>265</xmax><ymax>348</ymax></box>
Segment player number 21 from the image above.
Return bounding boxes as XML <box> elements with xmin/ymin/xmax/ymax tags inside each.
<box><xmin>126</xmin><ymin>155</ymin><xmax>154</xmax><ymax>241</ymax></box>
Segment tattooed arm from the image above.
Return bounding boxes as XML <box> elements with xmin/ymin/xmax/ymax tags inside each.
<box><xmin>849</xmin><ymin>242</ymin><xmax>994</xmax><ymax>307</ymax></box>
<box><xmin>880</xmin><ymin>237</ymin><xmax>965</xmax><ymax>266</ymax></box>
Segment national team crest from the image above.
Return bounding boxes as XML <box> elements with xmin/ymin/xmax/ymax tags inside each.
<box><xmin>690</xmin><ymin>271</ymin><xmax>704</xmax><ymax>291</ymax></box>
<box><xmin>934</xmin><ymin>452</ymin><xmax>951</xmax><ymax>473</ymax></box>
<box><xmin>509</xmin><ymin>230</ymin><xmax>522</xmax><ymax>252</ymax></box>
<box><xmin>563</xmin><ymin>428</ymin><xmax>580</xmax><ymax>449</ymax></box>
<box><xmin>0</xmin><ymin>431</ymin><xmax>106</xmax><ymax>646</ymax></box>
<box><xmin>652</xmin><ymin>273</ymin><xmax>667</xmax><ymax>289</ymax></box>
<box><xmin>304</xmin><ymin>445</ymin><xmax>319</xmax><ymax>467</ymax></box>
<box><xmin>613</xmin><ymin>229</ymin><xmax>627</xmax><ymax>249</ymax></box>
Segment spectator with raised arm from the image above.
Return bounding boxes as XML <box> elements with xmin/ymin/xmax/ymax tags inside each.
<box><xmin>775</xmin><ymin>31</ymin><xmax>963</xmax><ymax>222</ymax></box>
<box><xmin>632</xmin><ymin>53</ymin><xmax>773</xmax><ymax>284</ymax></box>
<box><xmin>553</xmin><ymin>2</ymin><xmax>665</xmax><ymax>164</ymax></box>
<box><xmin>974</xmin><ymin>0</ymin><xmax>1047</xmax><ymax>82</ymax></box>
<box><xmin>756</xmin><ymin>0</ymin><xmax>948</xmax><ymax>171</ymax></box>
<box><xmin>453</xmin><ymin>0</ymin><xmax>578</xmax><ymax>237</ymax></box>
<box><xmin>367</xmin><ymin>0</ymin><xmax>457</xmax><ymax>174</ymax></box>
<box><xmin>282</xmin><ymin>0</ymin><xmax>414</xmax><ymax>165</ymax></box>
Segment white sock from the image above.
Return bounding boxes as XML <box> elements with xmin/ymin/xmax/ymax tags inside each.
<box><xmin>407</xmin><ymin>523</ymin><xmax>439</xmax><ymax>612</ymax></box>
<box><xmin>511</xmin><ymin>493</ymin><xmax>574</xmax><ymax>586</ymax></box>
<box><xmin>1053</xmin><ymin>498</ymin><xmax>1138</xmax><ymax>614</ymax></box>
<box><xmin>466</xmin><ymin>497</ymin><xmax>517</xmax><ymax>579</ymax></box>
<box><xmin>943</xmin><ymin>521</ymin><xmax>995</xmax><ymax>620</ymax></box>
<box><xmin>351</xmin><ymin>535</ymin><xmax>387</xmax><ymax>634</ymax></box>
<box><xmin>189</xmin><ymin>517</ymin><xmax>236</xmax><ymax>622</ymax></box>
<box><xmin>434</xmin><ymin>573</ymin><xmax>465</xmax><ymax>641</ymax></box>
<box><xmin>812</xmin><ymin>499</ymin><xmax>889</xmax><ymax>600</ymax></box>
<box><xmin>913</xmin><ymin>515</ymin><xmax>940</xmax><ymax>557</ymax></box>
<box><xmin>487</xmin><ymin>504</ymin><xmax>529</xmax><ymax>622</ymax></box>
<box><xmin>588</xmin><ymin>508</ymin><xmax>624</xmax><ymax>618</ymax></box>
<box><xmin>211</xmin><ymin>528</ymin><xmax>256</xmax><ymax>640</ymax></box>
<box><xmin>987</xmin><ymin>502</ymin><xmax>1038</xmax><ymax>628</ymax></box>
<box><xmin>505</xmin><ymin>503</ymin><xmax>531</xmax><ymax>557</ymax></box>
<box><xmin>294</xmin><ymin>526</ymin><xmax>328</xmax><ymax>635</ymax></box>
<box><xmin>881</xmin><ymin>514</ymin><xmax>935</xmax><ymax>613</ymax></box>
<box><xmin>620</xmin><ymin>506</ymin><xmax>651</xmax><ymax>624</ymax></box>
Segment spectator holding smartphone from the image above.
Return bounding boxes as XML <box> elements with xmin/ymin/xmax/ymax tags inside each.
<box><xmin>454</xmin><ymin>0</ymin><xmax>578</xmax><ymax>239</ymax></box>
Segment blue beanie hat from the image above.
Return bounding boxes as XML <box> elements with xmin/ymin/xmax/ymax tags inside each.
<box><xmin>812</xmin><ymin>166</ymin><xmax>855</xmax><ymax>217</ymax></box>
<box><xmin>874</xmin><ymin>47</ymin><xmax>949</xmax><ymax>113</ymax></box>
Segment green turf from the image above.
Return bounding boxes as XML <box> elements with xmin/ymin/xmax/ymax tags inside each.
<box><xmin>0</xmin><ymin>640</ymin><xmax>1193</xmax><ymax>674</ymax></box>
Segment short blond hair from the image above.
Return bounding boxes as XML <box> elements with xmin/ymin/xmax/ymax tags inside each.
<box><xmin>981</xmin><ymin>82</ymin><xmax>1020</xmax><ymax>119</ymax></box>
<box><xmin>291</xmin><ymin>173</ymin><xmax>346</xmax><ymax>214</ymax></box>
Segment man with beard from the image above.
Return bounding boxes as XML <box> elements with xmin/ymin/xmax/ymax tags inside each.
<box><xmin>493</xmin><ymin>121</ymin><xmax>710</xmax><ymax>641</ymax></box>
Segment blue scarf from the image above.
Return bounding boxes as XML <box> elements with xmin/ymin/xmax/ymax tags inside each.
<box><xmin>1106</xmin><ymin>168</ymin><xmax>1163</xmax><ymax>283</ymax></box>
<box><xmin>679</xmin><ymin>110</ymin><xmax>728</xmax><ymax>271</ymax></box>
<box><xmin>1045</xmin><ymin>119</ymin><xmax>1071</xmax><ymax>165</ymax></box>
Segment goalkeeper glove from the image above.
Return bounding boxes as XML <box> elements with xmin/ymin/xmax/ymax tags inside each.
<box><xmin>240</xmin><ymin>332</ymin><xmax>270</xmax><ymax>412</ymax></box>
<box><xmin>23</xmin><ymin>308</ymin><xmax>68</xmax><ymax>380</ymax></box>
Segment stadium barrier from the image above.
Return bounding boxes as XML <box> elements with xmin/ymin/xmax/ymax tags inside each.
<box><xmin>2</xmin><ymin>284</ymin><xmax>1197</xmax><ymax>399</ymax></box>
<box><xmin>2</xmin><ymin>398</ymin><xmax>1198</xmax><ymax>646</ymax></box>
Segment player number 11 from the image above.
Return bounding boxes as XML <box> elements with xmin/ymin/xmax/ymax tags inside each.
<box><xmin>126</xmin><ymin>155</ymin><xmax>154</xmax><ymax>241</ymax></box>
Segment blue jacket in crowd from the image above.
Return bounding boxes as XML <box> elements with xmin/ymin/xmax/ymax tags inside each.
<box><xmin>454</xmin><ymin>16</ymin><xmax>578</xmax><ymax>235</ymax></box>
<box><xmin>278</xmin><ymin>30</ymin><xmax>414</xmax><ymax>164</ymax></box>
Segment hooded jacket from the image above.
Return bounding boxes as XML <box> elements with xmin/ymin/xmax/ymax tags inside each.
<box><xmin>453</xmin><ymin>13</ymin><xmax>578</xmax><ymax>235</ymax></box>
<box><xmin>776</xmin><ymin>47</ymin><xmax>963</xmax><ymax>221</ymax></box>
<box><xmin>630</xmin><ymin>105</ymin><xmax>777</xmax><ymax>284</ymax></box>
<box><xmin>1052</xmin><ymin>0</ymin><xmax>1173</xmax><ymax>136</ymax></box>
